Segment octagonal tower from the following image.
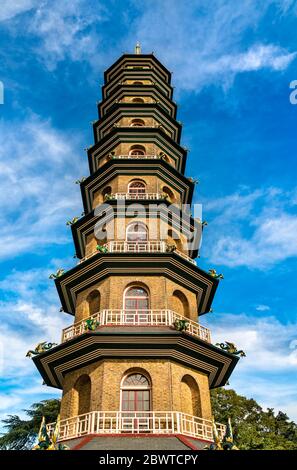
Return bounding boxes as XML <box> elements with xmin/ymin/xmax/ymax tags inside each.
<box><xmin>32</xmin><ymin>45</ymin><xmax>239</xmax><ymax>450</ymax></box>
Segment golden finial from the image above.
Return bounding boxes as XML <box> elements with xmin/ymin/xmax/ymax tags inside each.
<box><xmin>135</xmin><ymin>42</ymin><xmax>141</xmax><ymax>54</ymax></box>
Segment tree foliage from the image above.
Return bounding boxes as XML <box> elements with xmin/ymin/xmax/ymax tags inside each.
<box><xmin>0</xmin><ymin>399</ymin><xmax>60</xmax><ymax>450</ymax></box>
<box><xmin>211</xmin><ymin>388</ymin><xmax>297</xmax><ymax>450</ymax></box>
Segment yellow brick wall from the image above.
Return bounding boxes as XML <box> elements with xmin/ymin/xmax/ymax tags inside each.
<box><xmin>124</xmin><ymin>79</ymin><xmax>152</xmax><ymax>85</ymax></box>
<box><xmin>74</xmin><ymin>274</ymin><xmax>198</xmax><ymax>323</ymax></box>
<box><xmin>60</xmin><ymin>358</ymin><xmax>212</xmax><ymax>421</ymax></box>
<box><xmin>96</xmin><ymin>143</ymin><xmax>175</xmax><ymax>169</ymax></box>
<box><xmin>121</xmin><ymin>96</ymin><xmax>153</xmax><ymax>103</ymax></box>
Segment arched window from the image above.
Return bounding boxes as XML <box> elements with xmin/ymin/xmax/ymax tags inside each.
<box><xmin>121</xmin><ymin>372</ymin><xmax>151</xmax><ymax>412</ymax></box>
<box><xmin>86</xmin><ymin>290</ymin><xmax>101</xmax><ymax>315</ymax></box>
<box><xmin>126</xmin><ymin>222</ymin><xmax>148</xmax><ymax>241</ymax></box>
<box><xmin>132</xmin><ymin>97</ymin><xmax>145</xmax><ymax>103</ymax></box>
<box><xmin>128</xmin><ymin>180</ymin><xmax>146</xmax><ymax>195</ymax></box>
<box><xmin>133</xmin><ymin>81</ymin><xmax>143</xmax><ymax>85</ymax></box>
<box><xmin>130</xmin><ymin>118</ymin><xmax>145</xmax><ymax>127</ymax></box>
<box><xmin>129</xmin><ymin>145</ymin><xmax>146</xmax><ymax>156</ymax></box>
<box><xmin>124</xmin><ymin>286</ymin><xmax>149</xmax><ymax>311</ymax></box>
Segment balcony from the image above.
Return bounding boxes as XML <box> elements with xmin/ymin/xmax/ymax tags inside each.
<box><xmin>47</xmin><ymin>410</ymin><xmax>225</xmax><ymax>442</ymax></box>
<box><xmin>112</xmin><ymin>154</ymin><xmax>159</xmax><ymax>160</ymax></box>
<box><xmin>78</xmin><ymin>241</ymin><xmax>196</xmax><ymax>265</ymax></box>
<box><xmin>111</xmin><ymin>192</ymin><xmax>164</xmax><ymax>200</ymax></box>
<box><xmin>109</xmin><ymin>241</ymin><xmax>196</xmax><ymax>264</ymax></box>
<box><xmin>61</xmin><ymin>309</ymin><xmax>211</xmax><ymax>343</ymax></box>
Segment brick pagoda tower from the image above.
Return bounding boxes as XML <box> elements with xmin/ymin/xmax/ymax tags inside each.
<box><xmin>32</xmin><ymin>45</ymin><xmax>239</xmax><ymax>450</ymax></box>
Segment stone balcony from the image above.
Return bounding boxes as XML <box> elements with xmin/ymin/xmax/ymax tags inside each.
<box><xmin>47</xmin><ymin>410</ymin><xmax>225</xmax><ymax>443</ymax></box>
<box><xmin>61</xmin><ymin>309</ymin><xmax>211</xmax><ymax>344</ymax></box>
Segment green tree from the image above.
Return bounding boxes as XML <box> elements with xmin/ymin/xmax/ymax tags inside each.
<box><xmin>211</xmin><ymin>388</ymin><xmax>297</xmax><ymax>450</ymax></box>
<box><xmin>0</xmin><ymin>399</ymin><xmax>60</xmax><ymax>450</ymax></box>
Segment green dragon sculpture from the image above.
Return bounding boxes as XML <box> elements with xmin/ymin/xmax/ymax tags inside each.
<box><xmin>215</xmin><ymin>341</ymin><xmax>246</xmax><ymax>357</ymax></box>
<box><xmin>75</xmin><ymin>177</ymin><xmax>86</xmax><ymax>184</ymax></box>
<box><xmin>49</xmin><ymin>269</ymin><xmax>65</xmax><ymax>279</ymax></box>
<box><xmin>96</xmin><ymin>244</ymin><xmax>108</xmax><ymax>253</ymax></box>
<box><xmin>33</xmin><ymin>415</ymin><xmax>69</xmax><ymax>451</ymax></box>
<box><xmin>208</xmin><ymin>268</ymin><xmax>224</xmax><ymax>279</ymax></box>
<box><xmin>206</xmin><ymin>417</ymin><xmax>239</xmax><ymax>451</ymax></box>
<box><xmin>84</xmin><ymin>318</ymin><xmax>99</xmax><ymax>331</ymax></box>
<box><xmin>66</xmin><ymin>216</ymin><xmax>79</xmax><ymax>226</ymax></box>
<box><xmin>26</xmin><ymin>342</ymin><xmax>58</xmax><ymax>358</ymax></box>
<box><xmin>173</xmin><ymin>319</ymin><xmax>189</xmax><ymax>332</ymax></box>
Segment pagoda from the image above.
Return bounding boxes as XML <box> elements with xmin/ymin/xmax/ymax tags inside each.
<box><xmin>31</xmin><ymin>45</ymin><xmax>240</xmax><ymax>450</ymax></box>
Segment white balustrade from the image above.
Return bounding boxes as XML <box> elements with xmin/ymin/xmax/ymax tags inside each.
<box><xmin>61</xmin><ymin>309</ymin><xmax>211</xmax><ymax>344</ymax></box>
<box><xmin>113</xmin><ymin>192</ymin><xmax>163</xmax><ymax>200</ymax></box>
<box><xmin>47</xmin><ymin>410</ymin><xmax>225</xmax><ymax>442</ymax></box>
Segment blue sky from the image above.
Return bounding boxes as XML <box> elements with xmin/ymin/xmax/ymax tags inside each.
<box><xmin>0</xmin><ymin>0</ymin><xmax>297</xmax><ymax>424</ymax></box>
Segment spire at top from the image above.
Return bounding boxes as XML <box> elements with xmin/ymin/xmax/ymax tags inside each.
<box><xmin>135</xmin><ymin>41</ymin><xmax>141</xmax><ymax>54</ymax></box>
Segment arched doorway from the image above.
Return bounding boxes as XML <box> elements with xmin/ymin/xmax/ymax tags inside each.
<box><xmin>86</xmin><ymin>290</ymin><xmax>101</xmax><ymax>315</ymax></box>
<box><xmin>180</xmin><ymin>375</ymin><xmax>201</xmax><ymax>417</ymax></box>
<box><xmin>74</xmin><ymin>374</ymin><xmax>91</xmax><ymax>416</ymax></box>
<box><xmin>102</xmin><ymin>186</ymin><xmax>112</xmax><ymax>201</ymax></box>
<box><xmin>132</xmin><ymin>97</ymin><xmax>145</xmax><ymax>103</ymax></box>
<box><xmin>162</xmin><ymin>186</ymin><xmax>176</xmax><ymax>203</ymax></box>
<box><xmin>121</xmin><ymin>372</ymin><xmax>151</xmax><ymax>414</ymax></box>
<box><xmin>130</xmin><ymin>118</ymin><xmax>145</xmax><ymax>127</ymax></box>
<box><xmin>171</xmin><ymin>290</ymin><xmax>190</xmax><ymax>318</ymax></box>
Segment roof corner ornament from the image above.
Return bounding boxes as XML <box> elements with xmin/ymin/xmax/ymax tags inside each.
<box><xmin>135</xmin><ymin>41</ymin><xmax>141</xmax><ymax>54</ymax></box>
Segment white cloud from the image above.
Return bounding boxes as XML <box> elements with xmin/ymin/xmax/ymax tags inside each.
<box><xmin>0</xmin><ymin>0</ymin><xmax>37</xmax><ymax>21</ymax></box>
<box><xmin>0</xmin><ymin>268</ymin><xmax>70</xmax><ymax>378</ymax></box>
<box><xmin>201</xmin><ymin>187</ymin><xmax>297</xmax><ymax>269</ymax></box>
<box><xmin>210</xmin><ymin>313</ymin><xmax>297</xmax><ymax>372</ymax></box>
<box><xmin>204</xmin><ymin>311</ymin><xmax>297</xmax><ymax>420</ymax></box>
<box><xmin>125</xmin><ymin>0</ymin><xmax>296</xmax><ymax>91</ymax></box>
<box><xmin>1</xmin><ymin>0</ymin><xmax>108</xmax><ymax>70</ymax></box>
<box><xmin>0</xmin><ymin>114</ymin><xmax>85</xmax><ymax>260</ymax></box>
<box><xmin>28</xmin><ymin>1</ymin><xmax>107</xmax><ymax>69</ymax></box>
<box><xmin>255</xmin><ymin>304</ymin><xmax>270</xmax><ymax>311</ymax></box>
<box><xmin>209</xmin><ymin>44</ymin><xmax>296</xmax><ymax>73</ymax></box>
<box><xmin>0</xmin><ymin>266</ymin><xmax>66</xmax><ymax>423</ymax></box>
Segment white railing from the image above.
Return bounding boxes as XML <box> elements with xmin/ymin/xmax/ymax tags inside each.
<box><xmin>107</xmin><ymin>240</ymin><xmax>166</xmax><ymax>253</ymax></box>
<box><xmin>47</xmin><ymin>411</ymin><xmax>225</xmax><ymax>442</ymax></box>
<box><xmin>61</xmin><ymin>309</ymin><xmax>211</xmax><ymax>343</ymax></box>
<box><xmin>113</xmin><ymin>192</ymin><xmax>163</xmax><ymax>200</ymax></box>
<box><xmin>115</xmin><ymin>154</ymin><xmax>159</xmax><ymax>159</ymax></box>
<box><xmin>106</xmin><ymin>241</ymin><xmax>196</xmax><ymax>264</ymax></box>
<box><xmin>78</xmin><ymin>242</ymin><xmax>196</xmax><ymax>265</ymax></box>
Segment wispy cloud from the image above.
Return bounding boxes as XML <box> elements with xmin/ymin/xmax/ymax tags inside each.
<box><xmin>0</xmin><ymin>114</ymin><xmax>85</xmax><ymax>259</ymax></box>
<box><xmin>125</xmin><ymin>0</ymin><xmax>296</xmax><ymax>91</ymax></box>
<box><xmin>204</xmin><ymin>311</ymin><xmax>297</xmax><ymax>420</ymax></box>
<box><xmin>1</xmin><ymin>0</ymin><xmax>108</xmax><ymax>70</ymax></box>
<box><xmin>255</xmin><ymin>304</ymin><xmax>271</xmax><ymax>311</ymax></box>
<box><xmin>201</xmin><ymin>186</ymin><xmax>297</xmax><ymax>269</ymax></box>
<box><xmin>0</xmin><ymin>0</ymin><xmax>38</xmax><ymax>22</ymax></box>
